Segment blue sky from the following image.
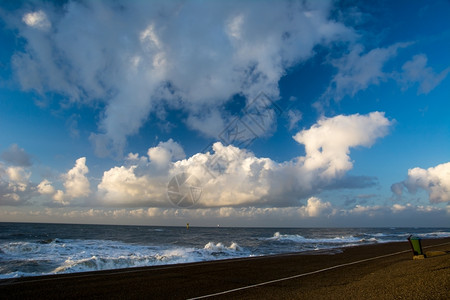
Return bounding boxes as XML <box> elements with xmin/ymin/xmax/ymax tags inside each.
<box><xmin>0</xmin><ymin>0</ymin><xmax>449</xmax><ymax>227</ymax></box>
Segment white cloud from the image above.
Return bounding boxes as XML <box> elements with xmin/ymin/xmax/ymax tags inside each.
<box><xmin>176</xmin><ymin>142</ymin><xmax>275</xmax><ymax>207</ymax></box>
<box><xmin>5</xmin><ymin>166</ymin><xmax>30</xmax><ymax>184</ymax></box>
<box><xmin>96</xmin><ymin>139</ymin><xmax>186</xmax><ymax>206</ymax></box>
<box><xmin>36</xmin><ymin>159</ymin><xmax>91</xmax><ymax>206</ymax></box>
<box><xmin>37</xmin><ymin>179</ymin><xmax>67</xmax><ymax>205</ymax></box>
<box><xmin>37</xmin><ymin>179</ymin><xmax>55</xmax><ymax>195</ymax></box>
<box><xmin>393</xmin><ymin>162</ymin><xmax>450</xmax><ymax>203</ymax></box>
<box><xmin>97</xmin><ymin>112</ymin><xmax>391</xmax><ymax>208</ymax></box>
<box><xmin>400</xmin><ymin>54</ymin><xmax>450</xmax><ymax>94</ymax></box>
<box><xmin>321</xmin><ymin>43</ymin><xmax>410</xmax><ymax>102</ymax></box>
<box><xmin>148</xmin><ymin>139</ymin><xmax>185</xmax><ymax>169</ymax></box>
<box><xmin>391</xmin><ymin>203</ymin><xmax>410</xmax><ymax>213</ymax></box>
<box><xmin>97</xmin><ymin>165</ymin><xmax>167</xmax><ymax>206</ymax></box>
<box><xmin>302</xmin><ymin>197</ymin><xmax>332</xmax><ymax>217</ymax></box>
<box><xmin>53</xmin><ymin>190</ymin><xmax>66</xmax><ymax>205</ymax></box>
<box><xmin>63</xmin><ymin>157</ymin><xmax>90</xmax><ymax>200</ymax></box>
<box><xmin>286</xmin><ymin>109</ymin><xmax>303</xmax><ymax>130</ymax></box>
<box><xmin>22</xmin><ymin>10</ymin><xmax>51</xmax><ymax>30</ymax></box>
<box><xmin>293</xmin><ymin>111</ymin><xmax>392</xmax><ymax>178</ymax></box>
<box><xmin>320</xmin><ymin>45</ymin><xmax>448</xmax><ymax>103</ymax></box>
<box><xmin>0</xmin><ymin>163</ymin><xmax>33</xmax><ymax>205</ymax></box>
<box><xmin>10</xmin><ymin>0</ymin><xmax>355</xmax><ymax>154</ymax></box>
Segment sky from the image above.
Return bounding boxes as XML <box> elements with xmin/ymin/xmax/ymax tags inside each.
<box><xmin>0</xmin><ymin>0</ymin><xmax>449</xmax><ymax>227</ymax></box>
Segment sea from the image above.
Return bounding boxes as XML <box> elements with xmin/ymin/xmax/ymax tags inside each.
<box><xmin>0</xmin><ymin>222</ymin><xmax>449</xmax><ymax>279</ymax></box>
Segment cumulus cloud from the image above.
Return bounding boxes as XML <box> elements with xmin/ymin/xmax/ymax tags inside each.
<box><xmin>147</xmin><ymin>139</ymin><xmax>185</xmax><ymax>169</ymax></box>
<box><xmin>52</xmin><ymin>190</ymin><xmax>65</xmax><ymax>205</ymax></box>
<box><xmin>392</xmin><ymin>162</ymin><xmax>450</xmax><ymax>203</ymax></box>
<box><xmin>302</xmin><ymin>196</ymin><xmax>332</xmax><ymax>217</ymax></box>
<box><xmin>37</xmin><ymin>179</ymin><xmax>55</xmax><ymax>195</ymax></box>
<box><xmin>0</xmin><ymin>163</ymin><xmax>34</xmax><ymax>205</ymax></box>
<box><xmin>0</xmin><ymin>145</ymin><xmax>35</xmax><ymax>205</ymax></box>
<box><xmin>1</xmin><ymin>144</ymin><xmax>32</xmax><ymax>167</ymax></box>
<box><xmin>9</xmin><ymin>0</ymin><xmax>355</xmax><ymax>155</ymax></box>
<box><xmin>35</xmin><ymin>157</ymin><xmax>91</xmax><ymax>205</ymax></box>
<box><xmin>37</xmin><ymin>179</ymin><xmax>66</xmax><ymax>205</ymax></box>
<box><xmin>399</xmin><ymin>54</ymin><xmax>450</xmax><ymax>94</ymax></box>
<box><xmin>321</xmin><ymin>43</ymin><xmax>410</xmax><ymax>102</ymax></box>
<box><xmin>63</xmin><ymin>157</ymin><xmax>91</xmax><ymax>200</ymax></box>
<box><xmin>97</xmin><ymin>165</ymin><xmax>167</xmax><ymax>207</ymax></box>
<box><xmin>97</xmin><ymin>139</ymin><xmax>186</xmax><ymax>206</ymax></box>
<box><xmin>97</xmin><ymin>112</ymin><xmax>391</xmax><ymax>208</ymax></box>
<box><xmin>293</xmin><ymin>111</ymin><xmax>392</xmax><ymax>178</ymax></box>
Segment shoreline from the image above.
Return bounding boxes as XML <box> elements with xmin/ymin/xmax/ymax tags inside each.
<box><xmin>1</xmin><ymin>238</ymin><xmax>449</xmax><ymax>299</ymax></box>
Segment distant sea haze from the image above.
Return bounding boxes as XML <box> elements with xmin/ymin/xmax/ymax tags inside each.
<box><xmin>1</xmin><ymin>223</ymin><xmax>449</xmax><ymax>279</ymax></box>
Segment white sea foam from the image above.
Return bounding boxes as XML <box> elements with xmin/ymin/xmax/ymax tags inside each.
<box><xmin>417</xmin><ymin>231</ymin><xmax>450</xmax><ymax>238</ymax></box>
<box><xmin>49</xmin><ymin>241</ymin><xmax>247</xmax><ymax>275</ymax></box>
<box><xmin>203</xmin><ymin>242</ymin><xmax>242</xmax><ymax>252</ymax></box>
<box><xmin>373</xmin><ymin>233</ymin><xmax>387</xmax><ymax>237</ymax></box>
<box><xmin>0</xmin><ymin>239</ymin><xmax>248</xmax><ymax>278</ymax></box>
<box><xmin>266</xmin><ymin>230</ymin><xmax>450</xmax><ymax>247</ymax></box>
<box><xmin>268</xmin><ymin>232</ymin><xmax>363</xmax><ymax>244</ymax></box>
<box><xmin>1</xmin><ymin>242</ymin><xmax>42</xmax><ymax>254</ymax></box>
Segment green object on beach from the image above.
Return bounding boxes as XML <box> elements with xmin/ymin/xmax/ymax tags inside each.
<box><xmin>408</xmin><ymin>235</ymin><xmax>424</xmax><ymax>256</ymax></box>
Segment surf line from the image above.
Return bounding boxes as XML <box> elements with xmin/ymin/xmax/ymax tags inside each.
<box><xmin>187</xmin><ymin>241</ymin><xmax>450</xmax><ymax>300</ymax></box>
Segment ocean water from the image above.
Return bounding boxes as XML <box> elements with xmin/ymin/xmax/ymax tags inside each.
<box><xmin>0</xmin><ymin>222</ymin><xmax>449</xmax><ymax>279</ymax></box>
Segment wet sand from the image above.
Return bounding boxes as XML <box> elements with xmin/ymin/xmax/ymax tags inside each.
<box><xmin>1</xmin><ymin>238</ymin><xmax>449</xmax><ymax>299</ymax></box>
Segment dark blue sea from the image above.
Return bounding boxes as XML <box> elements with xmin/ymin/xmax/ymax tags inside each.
<box><xmin>0</xmin><ymin>222</ymin><xmax>449</xmax><ymax>279</ymax></box>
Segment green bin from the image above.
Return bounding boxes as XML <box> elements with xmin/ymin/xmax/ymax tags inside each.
<box><xmin>407</xmin><ymin>235</ymin><xmax>424</xmax><ymax>256</ymax></box>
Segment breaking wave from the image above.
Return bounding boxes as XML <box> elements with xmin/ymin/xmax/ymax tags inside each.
<box><xmin>0</xmin><ymin>239</ymin><xmax>247</xmax><ymax>279</ymax></box>
<box><xmin>268</xmin><ymin>232</ymin><xmax>365</xmax><ymax>244</ymax></box>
